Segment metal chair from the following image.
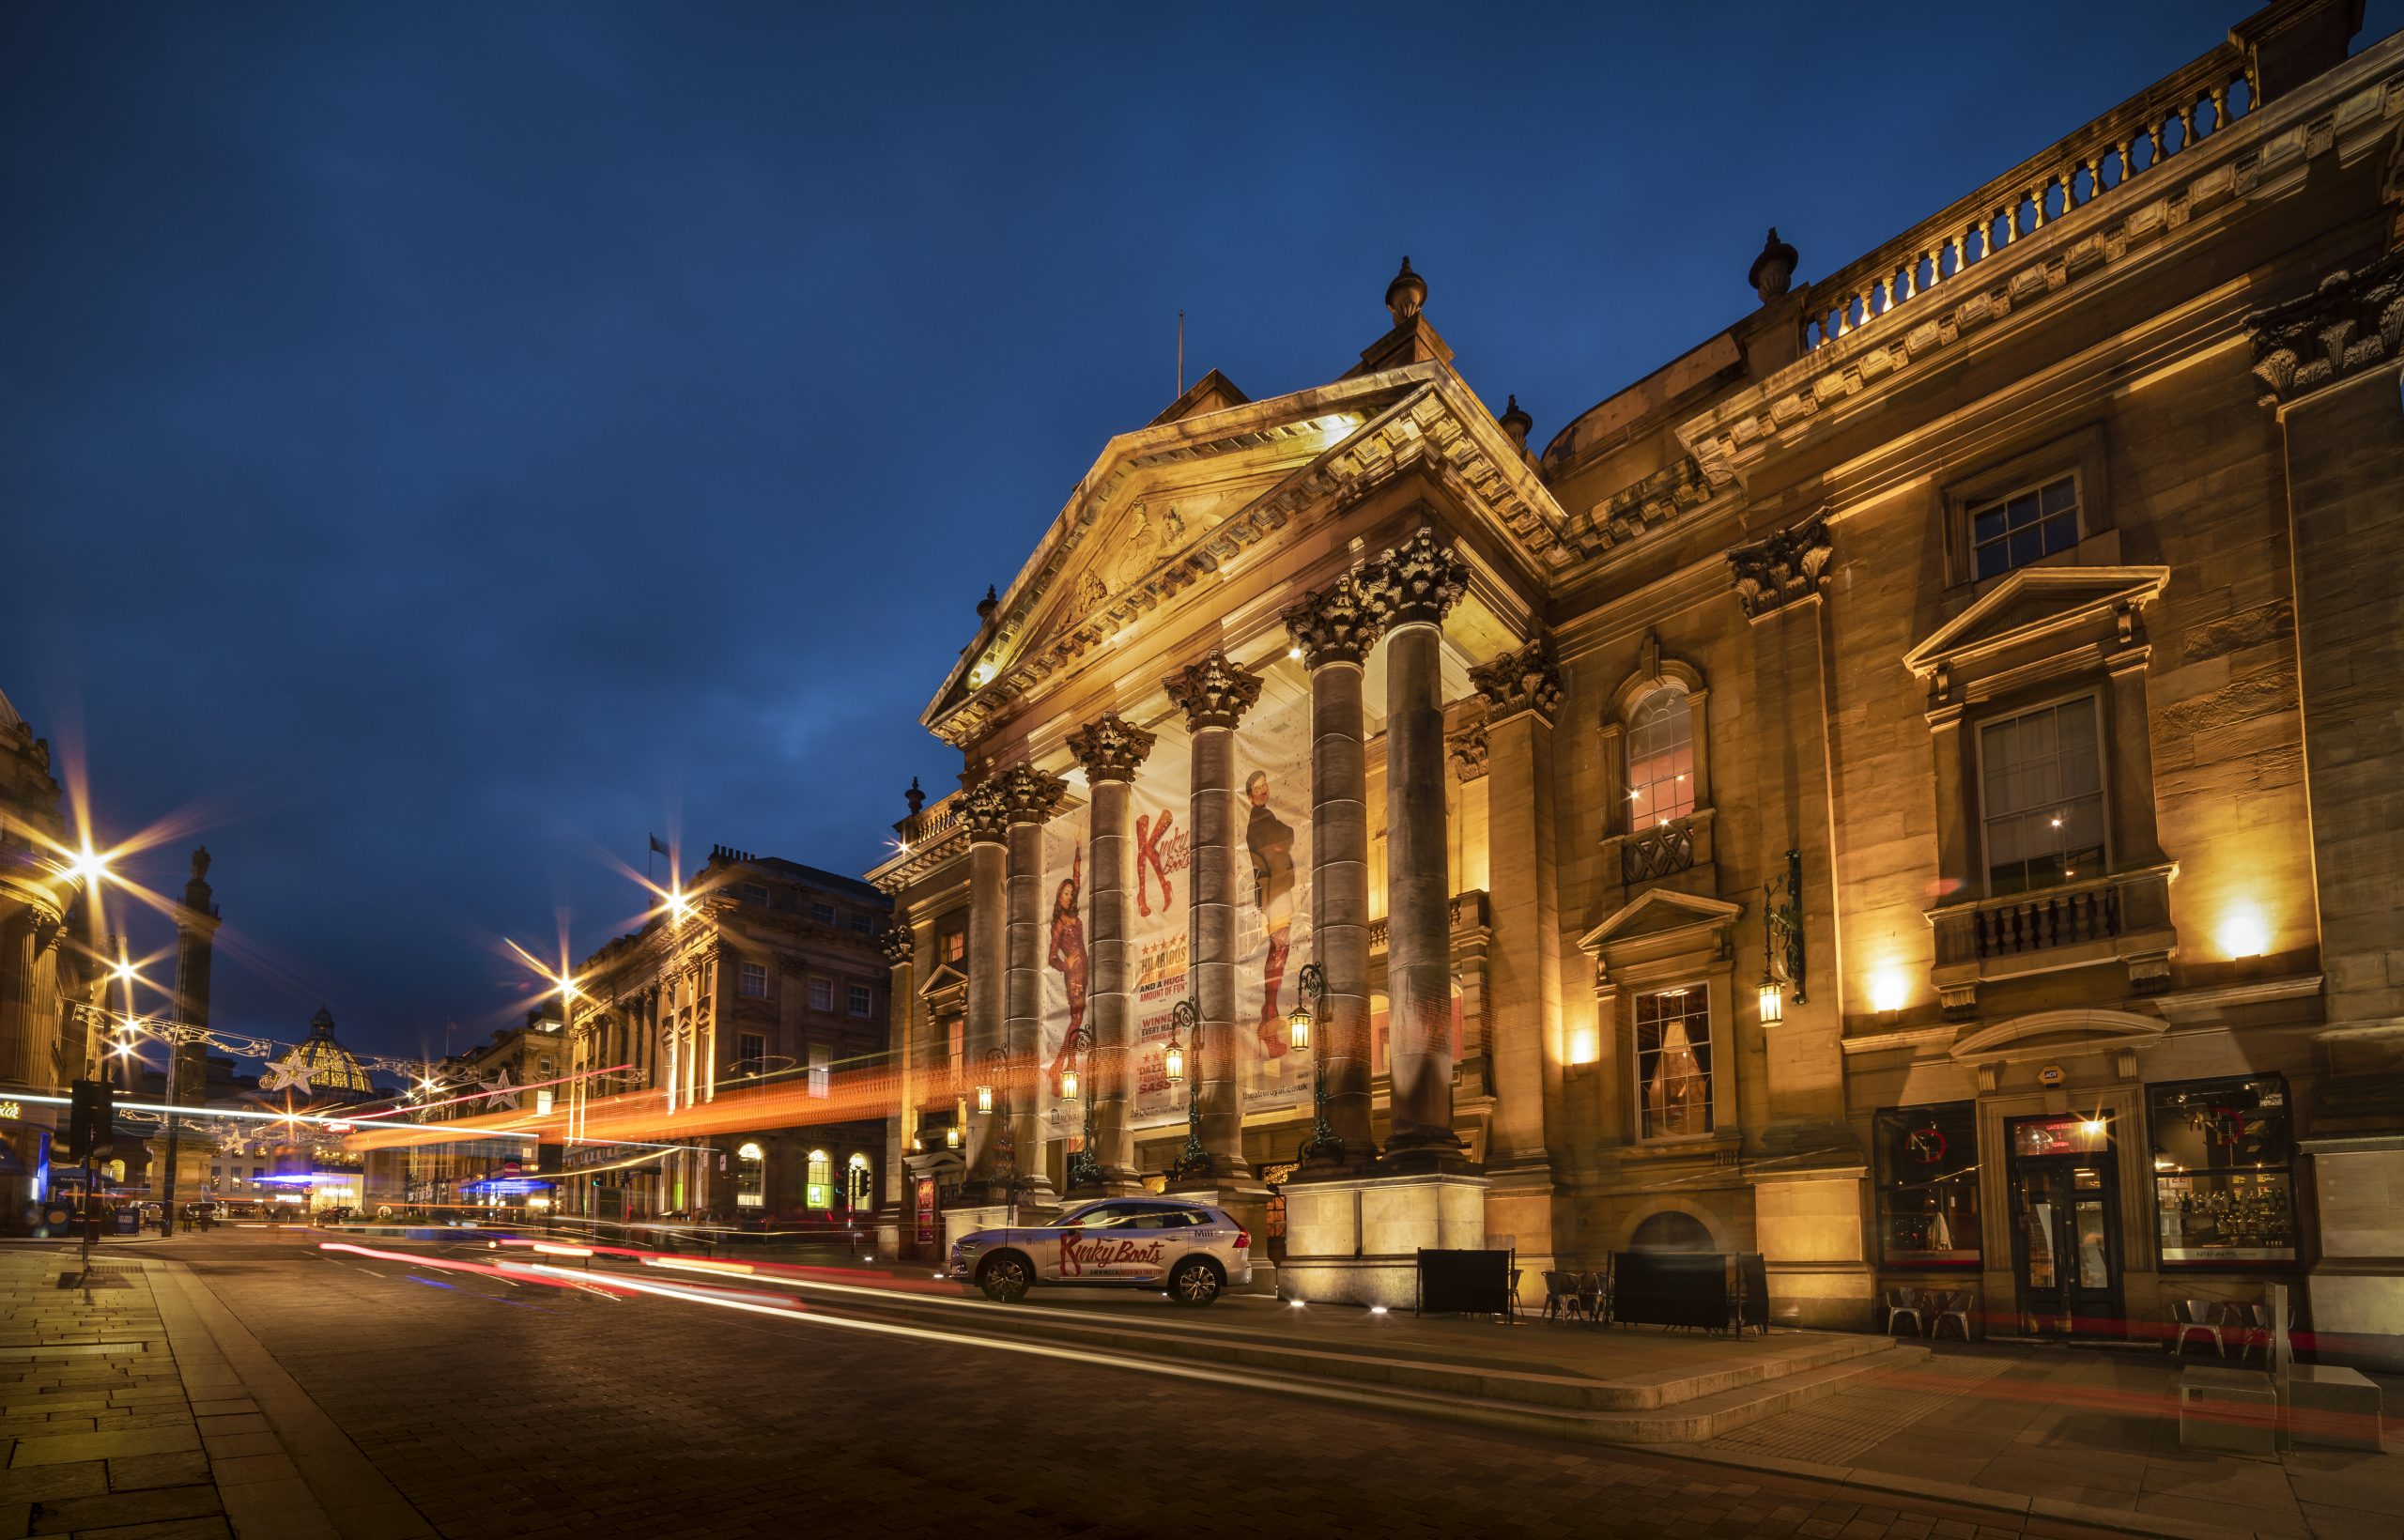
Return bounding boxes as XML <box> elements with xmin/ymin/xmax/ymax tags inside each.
<box><xmin>2170</xmin><ymin>1298</ymin><xmax>2226</xmax><ymax>1357</ymax></box>
<box><xmin>1577</xmin><ymin>1270</ymin><xmax>1608</xmax><ymax>1327</ymax></box>
<box><xmin>1540</xmin><ymin>1270</ymin><xmax>1577</xmax><ymax>1322</ymax></box>
<box><xmin>1882</xmin><ymin>1286</ymin><xmax>1925</xmax><ymax>1336</ymax></box>
<box><xmin>1929</xmin><ymin>1288</ymin><xmax>1973</xmax><ymax>1341</ymax></box>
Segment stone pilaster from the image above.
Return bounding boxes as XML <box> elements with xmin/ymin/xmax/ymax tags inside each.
<box><xmin>1362</xmin><ymin>529</ymin><xmax>1472</xmax><ymax>1166</ymax></box>
<box><xmin>880</xmin><ymin>920</ymin><xmax>916</xmax><ymax>1207</ymax></box>
<box><xmin>1283</xmin><ymin>572</ymin><xmax>1386</xmax><ymax>1168</ymax></box>
<box><xmin>1067</xmin><ymin>713</ymin><xmax>1155</xmax><ymax>1194</ymax></box>
<box><xmin>1468</xmin><ymin>641</ymin><xmax>1564</xmax><ymax>1174</ymax></box>
<box><xmin>1163</xmin><ymin>651</ymin><xmax>1263</xmax><ymax>1185</ymax></box>
<box><xmin>962</xmin><ymin>778</ymin><xmax>1012</xmax><ymax>1194</ymax></box>
<box><xmin>994</xmin><ymin>764</ymin><xmax>1067</xmax><ymax>1207</ymax></box>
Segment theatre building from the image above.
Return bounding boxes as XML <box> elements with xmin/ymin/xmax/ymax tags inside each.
<box><xmin>870</xmin><ymin>0</ymin><xmax>2404</xmax><ymax>1363</ymax></box>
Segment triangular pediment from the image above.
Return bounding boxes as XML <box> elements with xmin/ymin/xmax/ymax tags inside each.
<box><xmin>922</xmin><ymin>360</ymin><xmax>1571</xmax><ymax>745</ymax></box>
<box><xmin>1577</xmin><ymin>886</ymin><xmax>1743</xmax><ymax>956</ymax></box>
<box><xmin>918</xmin><ymin>961</ymin><xmax>967</xmax><ymax>1000</ymax></box>
<box><xmin>1148</xmin><ymin>369</ymin><xmax>1251</xmax><ymax>426</ymax></box>
<box><xmin>1904</xmin><ymin>566</ymin><xmax>2169</xmax><ymax>680</ymax></box>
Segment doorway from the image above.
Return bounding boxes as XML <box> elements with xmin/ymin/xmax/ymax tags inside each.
<box><xmin>2007</xmin><ymin>1114</ymin><xmax>2123</xmax><ymax>1338</ymax></box>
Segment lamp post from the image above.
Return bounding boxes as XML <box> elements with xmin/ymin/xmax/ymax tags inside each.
<box><xmin>1163</xmin><ymin>1000</ymin><xmax>1208</xmax><ymax>1182</ymax></box>
<box><xmin>1060</xmin><ymin>1024</ymin><xmax>1102</xmax><ymax>1193</ymax></box>
<box><xmin>1287</xmin><ymin>962</ymin><xmax>1345</xmax><ymax>1164</ymax></box>
<box><xmin>973</xmin><ymin>1045</ymin><xmax>1016</xmax><ymax>1220</ymax></box>
<box><xmin>1759</xmin><ymin>848</ymin><xmax>1805</xmax><ymax>1024</ymax></box>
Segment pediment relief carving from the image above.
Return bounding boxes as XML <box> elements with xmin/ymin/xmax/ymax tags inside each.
<box><xmin>1577</xmin><ymin>886</ymin><xmax>1743</xmax><ymax>963</ymax></box>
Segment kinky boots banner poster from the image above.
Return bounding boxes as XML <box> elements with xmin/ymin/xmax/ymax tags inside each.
<box><xmin>1233</xmin><ymin>691</ymin><xmax>1313</xmax><ymax>1119</ymax></box>
<box><xmin>1126</xmin><ymin>735</ymin><xmax>1189</xmax><ymax>1132</ymax></box>
<box><xmin>1037</xmin><ymin>793</ymin><xmax>1091</xmax><ymax>1148</ymax></box>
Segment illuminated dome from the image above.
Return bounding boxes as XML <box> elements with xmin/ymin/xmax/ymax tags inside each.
<box><xmin>260</xmin><ymin>1007</ymin><xmax>378</xmax><ymax>1101</ymax></box>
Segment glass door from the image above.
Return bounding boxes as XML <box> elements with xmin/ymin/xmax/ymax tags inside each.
<box><xmin>2011</xmin><ymin>1151</ymin><xmax>2122</xmax><ymax>1337</ymax></box>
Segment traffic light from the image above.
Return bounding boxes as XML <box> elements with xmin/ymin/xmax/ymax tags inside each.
<box><xmin>63</xmin><ymin>1079</ymin><xmax>114</xmax><ymax>1163</ymax></box>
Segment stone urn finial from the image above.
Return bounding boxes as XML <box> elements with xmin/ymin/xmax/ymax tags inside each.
<box><xmin>1499</xmin><ymin>393</ymin><xmax>1533</xmax><ymax>448</ymax></box>
<box><xmin>975</xmin><ymin>584</ymin><xmax>998</xmax><ymax>624</ymax></box>
<box><xmin>904</xmin><ymin>776</ymin><xmax>925</xmax><ymax>816</ymax></box>
<box><xmin>1385</xmin><ymin>255</ymin><xmax>1426</xmax><ymax>324</ymax></box>
<box><xmin>1749</xmin><ymin>227</ymin><xmax>1799</xmax><ymax>303</ymax></box>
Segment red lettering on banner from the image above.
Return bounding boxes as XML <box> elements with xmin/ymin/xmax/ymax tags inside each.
<box><xmin>1056</xmin><ymin>1234</ymin><xmax>1168</xmax><ymax>1277</ymax></box>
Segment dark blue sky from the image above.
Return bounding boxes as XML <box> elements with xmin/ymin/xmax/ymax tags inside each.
<box><xmin>8</xmin><ymin>3</ymin><xmax>2393</xmax><ymax>1060</ymax></box>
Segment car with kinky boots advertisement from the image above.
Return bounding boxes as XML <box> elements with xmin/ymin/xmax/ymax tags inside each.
<box><xmin>949</xmin><ymin>1198</ymin><xmax>1251</xmax><ymax>1305</ymax></box>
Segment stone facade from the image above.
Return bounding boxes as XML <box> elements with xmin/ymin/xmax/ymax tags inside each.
<box><xmin>556</xmin><ymin>847</ymin><xmax>890</xmax><ymax>1227</ymax></box>
<box><xmin>870</xmin><ymin>1</ymin><xmax>2404</xmax><ymax>1363</ymax></box>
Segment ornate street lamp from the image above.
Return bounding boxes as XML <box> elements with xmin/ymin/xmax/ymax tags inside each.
<box><xmin>1760</xmin><ymin>848</ymin><xmax>1805</xmax><ymax>1024</ymax></box>
<box><xmin>1062</xmin><ymin>1023</ymin><xmax>1102</xmax><ymax>1193</ymax></box>
<box><xmin>1165</xmin><ymin>1000</ymin><xmax>1208</xmax><ymax>1182</ymax></box>
<box><xmin>1291</xmin><ymin>962</ymin><xmax>1344</xmax><ymax>1164</ymax></box>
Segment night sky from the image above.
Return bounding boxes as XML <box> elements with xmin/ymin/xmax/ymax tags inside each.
<box><xmin>8</xmin><ymin>3</ymin><xmax>2394</xmax><ymax>1061</ymax></box>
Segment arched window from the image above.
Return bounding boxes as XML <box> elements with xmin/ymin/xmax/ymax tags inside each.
<box><xmin>1630</xmin><ymin>1209</ymin><xmax>1712</xmax><ymax>1252</ymax></box>
<box><xmin>806</xmin><ymin>1149</ymin><xmax>833</xmax><ymax>1211</ymax></box>
<box><xmin>1626</xmin><ymin>685</ymin><xmax>1695</xmax><ymax>832</ymax></box>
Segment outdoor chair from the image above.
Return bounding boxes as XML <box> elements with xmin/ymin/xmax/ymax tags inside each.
<box><xmin>1576</xmin><ymin>1270</ymin><xmax>1608</xmax><ymax>1327</ymax></box>
<box><xmin>2169</xmin><ymin>1299</ymin><xmax>2226</xmax><ymax>1357</ymax></box>
<box><xmin>1881</xmin><ymin>1286</ymin><xmax>1925</xmax><ymax>1336</ymax></box>
<box><xmin>1929</xmin><ymin>1288</ymin><xmax>1973</xmax><ymax>1342</ymax></box>
<box><xmin>2228</xmin><ymin>1301</ymin><xmax>2288</xmax><ymax>1365</ymax></box>
<box><xmin>1540</xmin><ymin>1270</ymin><xmax>1577</xmax><ymax>1322</ymax></box>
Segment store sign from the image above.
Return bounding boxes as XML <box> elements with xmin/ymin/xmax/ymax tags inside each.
<box><xmin>0</xmin><ymin>1101</ymin><xmax>21</xmax><ymax>1121</ymax></box>
<box><xmin>2038</xmin><ymin>1063</ymin><xmax>2065</xmax><ymax>1087</ymax></box>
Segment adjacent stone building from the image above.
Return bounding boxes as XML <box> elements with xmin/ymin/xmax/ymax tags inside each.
<box><xmin>871</xmin><ymin>0</ymin><xmax>2404</xmax><ymax>1364</ymax></box>
<box><xmin>556</xmin><ymin>847</ymin><xmax>891</xmax><ymax>1226</ymax></box>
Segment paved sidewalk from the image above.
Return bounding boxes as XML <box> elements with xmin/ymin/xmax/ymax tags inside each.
<box><xmin>1680</xmin><ymin>1344</ymin><xmax>2403</xmax><ymax>1540</ymax></box>
<box><xmin>0</xmin><ymin>1243</ymin><xmax>435</xmax><ymax>1540</ymax></box>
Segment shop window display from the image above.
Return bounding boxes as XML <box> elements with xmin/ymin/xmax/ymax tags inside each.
<box><xmin>2150</xmin><ymin>1076</ymin><xmax>2295</xmax><ymax>1266</ymax></box>
<box><xmin>1875</xmin><ymin>1103</ymin><xmax>1981</xmax><ymax>1267</ymax></box>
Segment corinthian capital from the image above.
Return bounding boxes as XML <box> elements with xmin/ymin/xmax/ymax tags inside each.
<box><xmin>2246</xmin><ymin>250</ymin><xmax>2404</xmax><ymax>406</ymax></box>
<box><xmin>879</xmin><ymin>924</ymin><xmax>915</xmax><ymax>967</ymax></box>
<box><xmin>1282</xmin><ymin>571</ymin><xmax>1388</xmax><ymax>669</ymax></box>
<box><xmin>1361</xmin><ymin>528</ymin><xmax>1466</xmax><ymax>628</ymax></box>
<box><xmin>1469</xmin><ymin>639</ymin><xmax>1564</xmax><ymax>724</ymax></box>
<box><xmin>963</xmin><ymin>778</ymin><xmax>1013</xmax><ymax>844</ymax></box>
<box><xmin>1728</xmin><ymin>510</ymin><xmax>1833</xmax><ymax>621</ymax></box>
<box><xmin>1163</xmin><ymin>651</ymin><xmax>1262</xmax><ymax>732</ymax></box>
<box><xmin>1066</xmin><ymin>713</ymin><xmax>1155</xmax><ymax>784</ymax></box>
<box><xmin>992</xmin><ymin>764</ymin><xmax>1069</xmax><ymax>825</ymax></box>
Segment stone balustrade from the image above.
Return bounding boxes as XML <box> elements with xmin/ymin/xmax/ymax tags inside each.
<box><xmin>1928</xmin><ymin>864</ymin><xmax>2178</xmax><ymax>1018</ymax></box>
<box><xmin>1803</xmin><ymin>44</ymin><xmax>2255</xmax><ymax>351</ymax></box>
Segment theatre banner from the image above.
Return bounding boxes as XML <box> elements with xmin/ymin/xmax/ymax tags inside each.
<box><xmin>1038</xmin><ymin>697</ymin><xmax>1316</xmax><ymax>1138</ymax></box>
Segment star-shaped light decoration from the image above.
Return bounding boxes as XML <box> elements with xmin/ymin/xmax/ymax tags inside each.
<box><xmin>479</xmin><ymin>1069</ymin><xmax>521</xmax><ymax>1111</ymax></box>
<box><xmin>260</xmin><ymin>1049</ymin><xmax>316</xmax><ymax>1096</ymax></box>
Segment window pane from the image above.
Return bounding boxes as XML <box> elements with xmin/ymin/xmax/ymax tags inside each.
<box><xmin>2005</xmin><ymin>491</ymin><xmax>2041</xmax><ymax>530</ymax></box>
<box><xmin>2042</xmin><ymin>514</ymin><xmax>2079</xmax><ymax>556</ymax></box>
<box><xmin>1968</xmin><ymin>474</ymin><xmax>2082</xmax><ymax>578</ymax></box>
<box><xmin>1874</xmin><ymin>1104</ymin><xmax>1981</xmax><ymax>1267</ymax></box>
<box><xmin>2150</xmin><ymin>1076</ymin><xmax>2295</xmax><ymax>1264</ymax></box>
<box><xmin>2041</xmin><ymin>476</ymin><xmax>2077</xmax><ymax>516</ymax></box>
<box><xmin>1974</xmin><ymin>507</ymin><xmax>2005</xmax><ymax>544</ymax></box>
<box><xmin>1625</xmin><ymin>687</ymin><xmax>1695</xmax><ymax>832</ymax></box>
<box><xmin>1636</xmin><ymin>988</ymin><xmax>1711</xmax><ymax>1139</ymax></box>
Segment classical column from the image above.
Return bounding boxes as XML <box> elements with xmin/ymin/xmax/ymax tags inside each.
<box><xmin>1066</xmin><ymin>713</ymin><xmax>1155</xmax><ymax>1193</ymax></box>
<box><xmin>994</xmin><ymin>763</ymin><xmax>1067</xmax><ymax>1205</ymax></box>
<box><xmin>1364</xmin><ymin>528</ymin><xmax>1470</xmax><ymax>1163</ymax></box>
<box><xmin>880</xmin><ymin>919</ymin><xmax>915</xmax><ymax>1206</ymax></box>
<box><xmin>1283</xmin><ymin>573</ymin><xmax>1385</xmax><ymax>1167</ymax></box>
<box><xmin>1164</xmin><ymin>651</ymin><xmax>1263</xmax><ymax>1183</ymax></box>
<box><xmin>1470</xmin><ymin>642</ymin><xmax>1564</xmax><ymax>1172</ymax></box>
<box><xmin>961</xmin><ymin>777</ymin><xmax>1011</xmax><ymax>1195</ymax></box>
<box><xmin>0</xmin><ymin>904</ymin><xmax>41</xmax><ymax>1093</ymax></box>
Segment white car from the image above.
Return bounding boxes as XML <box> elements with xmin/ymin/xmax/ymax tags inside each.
<box><xmin>950</xmin><ymin>1197</ymin><xmax>1251</xmax><ymax>1306</ymax></box>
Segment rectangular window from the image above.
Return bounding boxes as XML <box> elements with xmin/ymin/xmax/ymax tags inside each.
<box><xmin>1970</xmin><ymin>472</ymin><xmax>2081</xmax><ymax>580</ymax></box>
<box><xmin>939</xmin><ymin>927</ymin><xmax>966</xmax><ymax>965</ymax></box>
<box><xmin>1874</xmin><ymin>1104</ymin><xmax>1981</xmax><ymax>1268</ymax></box>
<box><xmin>739</xmin><ymin>883</ymin><xmax>770</xmax><ymax>906</ymax></box>
<box><xmin>847</xmin><ymin>983</ymin><xmax>872</xmax><ymax>1018</ymax></box>
<box><xmin>735</xmin><ymin>1032</ymin><xmax>766</xmax><ymax>1076</ymax></box>
<box><xmin>1980</xmin><ymin>695</ymin><xmax>2106</xmax><ymax>896</ymax></box>
<box><xmin>809</xmin><ymin>901</ymin><xmax>837</xmax><ymax>925</ymax></box>
<box><xmin>1635</xmin><ymin>987</ymin><xmax>1712</xmax><ymax>1139</ymax></box>
<box><xmin>2150</xmin><ymin>1075</ymin><xmax>2296</xmax><ymax>1266</ymax></box>
<box><xmin>808</xmin><ymin>978</ymin><xmax>834</xmax><ymax>1012</ymax></box>
<box><xmin>809</xmin><ymin>1045</ymin><xmax>831</xmax><ymax>1099</ymax></box>
<box><xmin>849</xmin><ymin>912</ymin><xmax>873</xmax><ymax>935</ymax></box>
<box><xmin>1626</xmin><ymin>687</ymin><xmax>1696</xmax><ymax>832</ymax></box>
<box><xmin>737</xmin><ymin>962</ymin><xmax>768</xmax><ymax>998</ymax></box>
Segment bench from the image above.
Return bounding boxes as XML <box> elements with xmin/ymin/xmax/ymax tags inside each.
<box><xmin>2180</xmin><ymin>1364</ymin><xmax>2278</xmax><ymax>1455</ymax></box>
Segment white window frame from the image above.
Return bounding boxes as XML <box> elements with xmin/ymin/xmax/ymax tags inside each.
<box><xmin>1973</xmin><ymin>689</ymin><xmax>2113</xmax><ymax>899</ymax></box>
<box><xmin>809</xmin><ymin>901</ymin><xmax>838</xmax><ymax>925</ymax></box>
<box><xmin>1966</xmin><ymin>470</ymin><xmax>2083</xmax><ymax>583</ymax></box>
<box><xmin>809</xmin><ymin>1046</ymin><xmax>831</xmax><ymax>1099</ymax></box>
<box><xmin>737</xmin><ymin>962</ymin><xmax>768</xmax><ymax>998</ymax></box>
<box><xmin>1630</xmin><ymin>981</ymin><xmax>1716</xmax><ymax>1143</ymax></box>
<box><xmin>808</xmin><ymin>978</ymin><xmax>835</xmax><ymax>1012</ymax></box>
<box><xmin>847</xmin><ymin>983</ymin><xmax>872</xmax><ymax>1019</ymax></box>
<box><xmin>735</xmin><ymin>1031</ymin><xmax>766</xmax><ymax>1075</ymax></box>
<box><xmin>1624</xmin><ymin>685</ymin><xmax>1697</xmax><ymax>835</ymax></box>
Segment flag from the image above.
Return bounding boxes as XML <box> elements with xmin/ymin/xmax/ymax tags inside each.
<box><xmin>649</xmin><ymin>834</ymin><xmax>670</xmax><ymax>856</ymax></box>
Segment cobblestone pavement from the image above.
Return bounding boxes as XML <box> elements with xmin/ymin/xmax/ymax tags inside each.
<box><xmin>140</xmin><ymin>1230</ymin><xmax>2143</xmax><ymax>1540</ymax></box>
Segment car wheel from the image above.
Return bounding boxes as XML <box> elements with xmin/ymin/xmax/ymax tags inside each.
<box><xmin>977</xmin><ymin>1252</ymin><xmax>1032</xmax><ymax>1304</ymax></box>
<box><xmin>1169</xmin><ymin>1256</ymin><xmax>1224</xmax><ymax>1306</ymax></box>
